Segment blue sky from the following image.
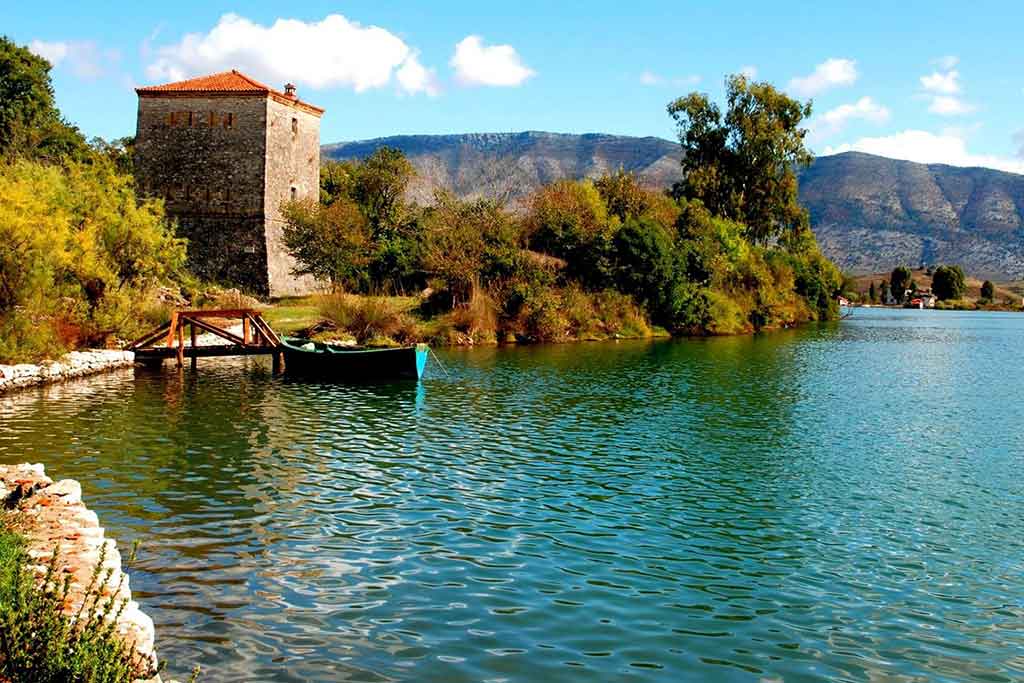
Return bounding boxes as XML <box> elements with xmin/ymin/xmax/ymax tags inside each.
<box><xmin>8</xmin><ymin>1</ymin><xmax>1024</xmax><ymax>172</ymax></box>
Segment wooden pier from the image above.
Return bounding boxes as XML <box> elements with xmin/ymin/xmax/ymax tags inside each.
<box><xmin>128</xmin><ymin>309</ymin><xmax>285</xmax><ymax>371</ymax></box>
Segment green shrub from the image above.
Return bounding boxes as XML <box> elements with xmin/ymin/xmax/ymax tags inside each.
<box><xmin>0</xmin><ymin>528</ymin><xmax>152</xmax><ymax>682</ymax></box>
<box><xmin>611</xmin><ymin>217</ymin><xmax>682</xmax><ymax>322</ymax></box>
<box><xmin>0</xmin><ymin>159</ymin><xmax>185</xmax><ymax>362</ymax></box>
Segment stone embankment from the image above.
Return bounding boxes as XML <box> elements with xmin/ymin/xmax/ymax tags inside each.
<box><xmin>0</xmin><ymin>349</ymin><xmax>134</xmax><ymax>394</ymax></box>
<box><xmin>0</xmin><ymin>463</ymin><xmax>161</xmax><ymax>682</ymax></box>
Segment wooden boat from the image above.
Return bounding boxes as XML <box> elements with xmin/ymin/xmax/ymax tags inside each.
<box><xmin>280</xmin><ymin>338</ymin><xmax>428</xmax><ymax>381</ymax></box>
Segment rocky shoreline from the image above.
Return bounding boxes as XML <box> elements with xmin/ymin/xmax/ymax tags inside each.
<box><xmin>0</xmin><ymin>463</ymin><xmax>164</xmax><ymax>682</ymax></box>
<box><xmin>0</xmin><ymin>349</ymin><xmax>135</xmax><ymax>394</ymax></box>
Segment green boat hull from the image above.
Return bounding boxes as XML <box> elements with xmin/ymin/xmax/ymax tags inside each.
<box><xmin>281</xmin><ymin>339</ymin><xmax>428</xmax><ymax>381</ymax></box>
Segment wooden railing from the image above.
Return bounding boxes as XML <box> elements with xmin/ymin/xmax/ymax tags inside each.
<box><xmin>128</xmin><ymin>309</ymin><xmax>283</xmax><ymax>370</ymax></box>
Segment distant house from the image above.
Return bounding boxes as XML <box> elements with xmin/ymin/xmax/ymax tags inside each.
<box><xmin>906</xmin><ymin>288</ymin><xmax>936</xmax><ymax>308</ymax></box>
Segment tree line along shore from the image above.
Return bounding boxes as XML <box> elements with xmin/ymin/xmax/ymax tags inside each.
<box><xmin>841</xmin><ymin>265</ymin><xmax>1024</xmax><ymax>311</ymax></box>
<box><xmin>0</xmin><ymin>34</ymin><xmax>847</xmax><ymax>367</ymax></box>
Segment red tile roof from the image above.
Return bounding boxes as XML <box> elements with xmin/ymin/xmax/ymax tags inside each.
<box><xmin>136</xmin><ymin>70</ymin><xmax>323</xmax><ymax>115</ymax></box>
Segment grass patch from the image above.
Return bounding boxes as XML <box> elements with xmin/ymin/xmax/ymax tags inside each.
<box><xmin>262</xmin><ymin>296</ymin><xmax>325</xmax><ymax>336</ymax></box>
<box><xmin>317</xmin><ymin>293</ymin><xmax>419</xmax><ymax>345</ymax></box>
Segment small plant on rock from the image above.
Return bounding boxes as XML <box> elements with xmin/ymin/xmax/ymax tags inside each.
<box><xmin>0</xmin><ymin>529</ymin><xmax>158</xmax><ymax>683</ymax></box>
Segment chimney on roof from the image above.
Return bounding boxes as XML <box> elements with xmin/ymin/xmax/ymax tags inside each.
<box><xmin>284</xmin><ymin>83</ymin><xmax>297</xmax><ymax>98</ymax></box>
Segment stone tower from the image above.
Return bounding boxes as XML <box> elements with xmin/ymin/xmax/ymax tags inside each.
<box><xmin>134</xmin><ymin>70</ymin><xmax>324</xmax><ymax>297</ymax></box>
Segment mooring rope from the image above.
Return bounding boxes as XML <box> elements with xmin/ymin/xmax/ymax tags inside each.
<box><xmin>428</xmin><ymin>347</ymin><xmax>451</xmax><ymax>379</ymax></box>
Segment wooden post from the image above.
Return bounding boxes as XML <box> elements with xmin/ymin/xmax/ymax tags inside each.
<box><xmin>272</xmin><ymin>351</ymin><xmax>283</xmax><ymax>375</ymax></box>
<box><xmin>166</xmin><ymin>311</ymin><xmax>179</xmax><ymax>348</ymax></box>
<box><xmin>190</xmin><ymin>321</ymin><xmax>197</xmax><ymax>370</ymax></box>
<box><xmin>176</xmin><ymin>319</ymin><xmax>184</xmax><ymax>369</ymax></box>
<box><xmin>243</xmin><ymin>317</ymin><xmax>251</xmax><ymax>345</ymax></box>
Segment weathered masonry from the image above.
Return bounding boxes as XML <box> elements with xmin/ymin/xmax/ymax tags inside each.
<box><xmin>135</xmin><ymin>70</ymin><xmax>324</xmax><ymax>296</ymax></box>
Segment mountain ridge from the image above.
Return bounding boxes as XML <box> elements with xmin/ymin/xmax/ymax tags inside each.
<box><xmin>322</xmin><ymin>133</ymin><xmax>1024</xmax><ymax>280</ymax></box>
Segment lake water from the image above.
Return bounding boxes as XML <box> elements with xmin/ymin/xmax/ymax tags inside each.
<box><xmin>2</xmin><ymin>307</ymin><xmax>1023</xmax><ymax>682</ymax></box>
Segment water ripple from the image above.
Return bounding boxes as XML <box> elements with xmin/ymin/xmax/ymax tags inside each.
<box><xmin>1</xmin><ymin>308</ymin><xmax>1023</xmax><ymax>682</ymax></box>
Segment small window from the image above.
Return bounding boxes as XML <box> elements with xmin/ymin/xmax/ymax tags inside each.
<box><xmin>290</xmin><ymin>187</ymin><xmax>297</xmax><ymax>201</ymax></box>
<box><xmin>225</xmin><ymin>113</ymin><xmax>234</xmax><ymax>130</ymax></box>
<box><xmin>187</xmin><ymin>111</ymin><xmax>194</xmax><ymax>127</ymax></box>
<box><xmin>291</xmin><ymin>117</ymin><xmax>298</xmax><ymax>135</ymax></box>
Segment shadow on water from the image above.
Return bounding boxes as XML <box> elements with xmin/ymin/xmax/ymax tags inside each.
<box><xmin>2</xmin><ymin>312</ymin><xmax>1023</xmax><ymax>682</ymax></box>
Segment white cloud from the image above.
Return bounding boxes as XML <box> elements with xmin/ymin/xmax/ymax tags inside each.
<box><xmin>809</xmin><ymin>96</ymin><xmax>890</xmax><ymax>141</ymax></box>
<box><xmin>919</xmin><ymin>63</ymin><xmax>973</xmax><ymax>117</ymax></box>
<box><xmin>29</xmin><ymin>40</ymin><xmax>68</xmax><ymax>66</ymax></box>
<box><xmin>1014</xmin><ymin>130</ymin><xmax>1024</xmax><ymax>159</ymax></box>
<box><xmin>739</xmin><ymin>65</ymin><xmax>758</xmax><ymax>80</ymax></box>
<box><xmin>145</xmin><ymin>13</ymin><xmax>437</xmax><ymax>95</ymax></box>
<box><xmin>396</xmin><ymin>51</ymin><xmax>440</xmax><ymax>96</ymax></box>
<box><xmin>824</xmin><ymin>130</ymin><xmax>1024</xmax><ymax>175</ymax></box>
<box><xmin>450</xmin><ymin>35</ymin><xmax>534</xmax><ymax>87</ymax></box>
<box><xmin>928</xmin><ymin>95</ymin><xmax>975</xmax><ymax>115</ymax></box>
<box><xmin>29</xmin><ymin>39</ymin><xmax>114</xmax><ymax>79</ymax></box>
<box><xmin>933</xmin><ymin>55</ymin><xmax>959</xmax><ymax>70</ymax></box>
<box><xmin>640</xmin><ymin>71</ymin><xmax>700</xmax><ymax>87</ymax></box>
<box><xmin>640</xmin><ymin>70</ymin><xmax>661</xmax><ymax>86</ymax></box>
<box><xmin>788</xmin><ymin>58</ymin><xmax>857</xmax><ymax>97</ymax></box>
<box><xmin>921</xmin><ymin>69</ymin><xmax>960</xmax><ymax>94</ymax></box>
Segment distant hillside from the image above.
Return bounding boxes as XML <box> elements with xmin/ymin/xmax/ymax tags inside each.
<box><xmin>322</xmin><ymin>131</ymin><xmax>681</xmax><ymax>205</ymax></box>
<box><xmin>799</xmin><ymin>152</ymin><xmax>1024</xmax><ymax>280</ymax></box>
<box><xmin>323</xmin><ymin>133</ymin><xmax>1024</xmax><ymax>280</ymax></box>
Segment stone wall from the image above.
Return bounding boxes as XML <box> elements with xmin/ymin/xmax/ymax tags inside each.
<box><xmin>0</xmin><ymin>350</ymin><xmax>135</xmax><ymax>394</ymax></box>
<box><xmin>0</xmin><ymin>463</ymin><xmax>161</xmax><ymax>680</ymax></box>
<box><xmin>135</xmin><ymin>94</ymin><xmax>271</xmax><ymax>294</ymax></box>
<box><xmin>263</xmin><ymin>96</ymin><xmax>323</xmax><ymax>297</ymax></box>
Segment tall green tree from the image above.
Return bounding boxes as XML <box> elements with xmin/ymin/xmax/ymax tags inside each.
<box><xmin>0</xmin><ymin>36</ymin><xmax>86</xmax><ymax>161</ymax></box>
<box><xmin>667</xmin><ymin>74</ymin><xmax>813</xmax><ymax>246</ymax></box>
<box><xmin>421</xmin><ymin>192</ymin><xmax>518</xmax><ymax>306</ymax></box>
<box><xmin>316</xmin><ymin>151</ymin><xmax>422</xmax><ymax>292</ymax></box>
<box><xmin>350</xmin><ymin>146</ymin><xmax>415</xmax><ymax>238</ymax></box>
<box><xmin>869</xmin><ymin>281</ymin><xmax>877</xmax><ymax>303</ymax></box>
<box><xmin>524</xmin><ymin>179</ymin><xmax>614</xmax><ymax>288</ymax></box>
<box><xmin>890</xmin><ymin>266</ymin><xmax>912</xmax><ymax>303</ymax></box>
<box><xmin>932</xmin><ymin>264</ymin><xmax>966</xmax><ymax>301</ymax></box>
<box><xmin>280</xmin><ymin>197</ymin><xmax>372</xmax><ymax>291</ymax></box>
<box><xmin>320</xmin><ymin>160</ymin><xmax>358</xmax><ymax>207</ymax></box>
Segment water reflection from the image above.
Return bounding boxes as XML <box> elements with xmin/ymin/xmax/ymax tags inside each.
<box><xmin>1</xmin><ymin>309</ymin><xmax>1023</xmax><ymax>682</ymax></box>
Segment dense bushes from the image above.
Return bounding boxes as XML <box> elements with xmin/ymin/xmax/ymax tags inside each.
<box><xmin>293</xmin><ymin>148</ymin><xmax>424</xmax><ymax>294</ymax></box>
<box><xmin>279</xmin><ymin>74</ymin><xmax>843</xmax><ymax>344</ymax></box>
<box><xmin>0</xmin><ymin>159</ymin><xmax>186</xmax><ymax>362</ymax></box>
<box><xmin>0</xmin><ymin>526</ymin><xmax>148</xmax><ymax>682</ymax></box>
<box><xmin>283</xmin><ymin>157</ymin><xmax>841</xmax><ymax>344</ymax></box>
<box><xmin>0</xmin><ymin>37</ymin><xmax>186</xmax><ymax>363</ymax></box>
